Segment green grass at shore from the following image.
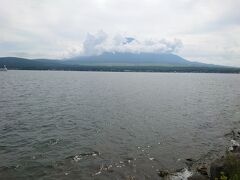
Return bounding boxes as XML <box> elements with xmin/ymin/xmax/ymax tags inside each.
<box><xmin>215</xmin><ymin>152</ymin><xmax>240</xmax><ymax>180</ymax></box>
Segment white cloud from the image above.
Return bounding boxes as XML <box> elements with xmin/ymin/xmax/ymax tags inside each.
<box><xmin>83</xmin><ymin>31</ymin><xmax>108</xmax><ymax>56</ymax></box>
<box><xmin>78</xmin><ymin>31</ymin><xmax>183</xmax><ymax>56</ymax></box>
<box><xmin>0</xmin><ymin>0</ymin><xmax>239</xmax><ymax>65</ymax></box>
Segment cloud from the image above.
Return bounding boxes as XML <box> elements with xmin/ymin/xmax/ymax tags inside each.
<box><xmin>82</xmin><ymin>31</ymin><xmax>108</xmax><ymax>55</ymax></box>
<box><xmin>80</xmin><ymin>31</ymin><xmax>183</xmax><ymax>56</ymax></box>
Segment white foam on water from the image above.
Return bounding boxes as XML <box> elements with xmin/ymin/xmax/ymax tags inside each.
<box><xmin>228</xmin><ymin>139</ymin><xmax>240</xmax><ymax>151</ymax></box>
<box><xmin>231</xmin><ymin>139</ymin><xmax>240</xmax><ymax>147</ymax></box>
<box><xmin>73</xmin><ymin>155</ymin><xmax>82</xmax><ymax>162</ymax></box>
<box><xmin>94</xmin><ymin>171</ymin><xmax>101</xmax><ymax>175</ymax></box>
<box><xmin>149</xmin><ymin>157</ymin><xmax>154</xmax><ymax>161</ymax></box>
<box><xmin>169</xmin><ymin>168</ymin><xmax>193</xmax><ymax>180</ymax></box>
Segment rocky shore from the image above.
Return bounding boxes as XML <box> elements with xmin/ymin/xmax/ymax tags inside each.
<box><xmin>159</xmin><ymin>129</ymin><xmax>240</xmax><ymax>180</ymax></box>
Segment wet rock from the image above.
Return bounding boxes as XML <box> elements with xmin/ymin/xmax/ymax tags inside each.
<box><xmin>126</xmin><ymin>175</ymin><xmax>136</xmax><ymax>180</ymax></box>
<box><xmin>224</xmin><ymin>129</ymin><xmax>240</xmax><ymax>139</ymax></box>
<box><xmin>185</xmin><ymin>158</ymin><xmax>195</xmax><ymax>167</ymax></box>
<box><xmin>210</xmin><ymin>158</ymin><xmax>226</xmax><ymax>180</ymax></box>
<box><xmin>188</xmin><ymin>174</ymin><xmax>208</xmax><ymax>180</ymax></box>
<box><xmin>157</xmin><ymin>170</ymin><xmax>169</xmax><ymax>177</ymax></box>
<box><xmin>196</xmin><ymin>165</ymin><xmax>208</xmax><ymax>176</ymax></box>
<box><xmin>233</xmin><ymin>146</ymin><xmax>240</xmax><ymax>153</ymax></box>
<box><xmin>176</xmin><ymin>168</ymin><xmax>184</xmax><ymax>172</ymax></box>
<box><xmin>230</xmin><ymin>129</ymin><xmax>240</xmax><ymax>139</ymax></box>
<box><xmin>234</xmin><ymin>129</ymin><xmax>240</xmax><ymax>138</ymax></box>
<box><xmin>186</xmin><ymin>158</ymin><xmax>194</xmax><ymax>162</ymax></box>
<box><xmin>238</xmin><ymin>130</ymin><xmax>240</xmax><ymax>136</ymax></box>
<box><xmin>229</xmin><ymin>139</ymin><xmax>240</xmax><ymax>152</ymax></box>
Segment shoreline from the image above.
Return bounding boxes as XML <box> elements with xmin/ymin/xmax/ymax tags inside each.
<box><xmin>160</xmin><ymin>129</ymin><xmax>240</xmax><ymax>180</ymax></box>
<box><xmin>3</xmin><ymin>69</ymin><xmax>240</xmax><ymax>74</ymax></box>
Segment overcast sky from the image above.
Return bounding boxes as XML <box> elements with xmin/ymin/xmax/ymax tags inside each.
<box><xmin>0</xmin><ymin>0</ymin><xmax>239</xmax><ymax>66</ymax></box>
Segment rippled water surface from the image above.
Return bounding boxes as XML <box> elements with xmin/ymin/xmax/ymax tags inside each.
<box><xmin>0</xmin><ymin>71</ymin><xmax>240</xmax><ymax>179</ymax></box>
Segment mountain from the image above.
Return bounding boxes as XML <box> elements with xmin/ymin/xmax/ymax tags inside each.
<box><xmin>0</xmin><ymin>57</ymin><xmax>67</xmax><ymax>70</ymax></box>
<box><xmin>63</xmin><ymin>52</ymin><xmax>209</xmax><ymax>66</ymax></box>
<box><xmin>0</xmin><ymin>53</ymin><xmax>239</xmax><ymax>73</ymax></box>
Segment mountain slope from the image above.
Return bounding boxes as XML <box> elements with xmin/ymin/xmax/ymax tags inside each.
<box><xmin>63</xmin><ymin>52</ymin><xmax>210</xmax><ymax>66</ymax></box>
<box><xmin>0</xmin><ymin>57</ymin><xmax>67</xmax><ymax>70</ymax></box>
<box><xmin>0</xmin><ymin>54</ymin><xmax>239</xmax><ymax>73</ymax></box>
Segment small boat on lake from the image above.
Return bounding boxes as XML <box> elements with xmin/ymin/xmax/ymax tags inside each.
<box><xmin>0</xmin><ymin>65</ymin><xmax>7</xmax><ymax>71</ymax></box>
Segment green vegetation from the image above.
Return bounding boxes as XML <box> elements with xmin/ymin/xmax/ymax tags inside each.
<box><xmin>217</xmin><ymin>172</ymin><xmax>228</xmax><ymax>180</ymax></box>
<box><xmin>214</xmin><ymin>153</ymin><xmax>240</xmax><ymax>180</ymax></box>
<box><xmin>224</xmin><ymin>153</ymin><xmax>240</xmax><ymax>180</ymax></box>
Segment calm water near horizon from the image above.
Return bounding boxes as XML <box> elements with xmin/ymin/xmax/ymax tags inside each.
<box><xmin>0</xmin><ymin>70</ymin><xmax>240</xmax><ymax>179</ymax></box>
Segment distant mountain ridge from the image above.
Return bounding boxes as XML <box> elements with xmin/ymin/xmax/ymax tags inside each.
<box><xmin>63</xmin><ymin>52</ymin><xmax>211</xmax><ymax>66</ymax></box>
<box><xmin>0</xmin><ymin>57</ymin><xmax>66</xmax><ymax>69</ymax></box>
<box><xmin>0</xmin><ymin>53</ymin><xmax>239</xmax><ymax>73</ymax></box>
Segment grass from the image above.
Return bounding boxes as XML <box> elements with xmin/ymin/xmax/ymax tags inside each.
<box><xmin>215</xmin><ymin>152</ymin><xmax>240</xmax><ymax>180</ymax></box>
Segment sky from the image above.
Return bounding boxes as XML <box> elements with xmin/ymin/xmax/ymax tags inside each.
<box><xmin>0</xmin><ymin>0</ymin><xmax>239</xmax><ymax>66</ymax></box>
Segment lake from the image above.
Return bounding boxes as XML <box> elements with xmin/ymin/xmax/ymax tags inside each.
<box><xmin>0</xmin><ymin>71</ymin><xmax>240</xmax><ymax>179</ymax></box>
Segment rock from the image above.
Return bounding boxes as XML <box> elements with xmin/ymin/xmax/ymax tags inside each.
<box><xmin>225</xmin><ymin>129</ymin><xmax>240</xmax><ymax>139</ymax></box>
<box><xmin>197</xmin><ymin>165</ymin><xmax>208</xmax><ymax>176</ymax></box>
<box><xmin>232</xmin><ymin>129</ymin><xmax>240</xmax><ymax>139</ymax></box>
<box><xmin>210</xmin><ymin>158</ymin><xmax>226</xmax><ymax>180</ymax></box>
<box><xmin>231</xmin><ymin>139</ymin><xmax>240</xmax><ymax>147</ymax></box>
<box><xmin>229</xmin><ymin>140</ymin><xmax>240</xmax><ymax>152</ymax></box>
<box><xmin>233</xmin><ymin>146</ymin><xmax>240</xmax><ymax>153</ymax></box>
<box><xmin>185</xmin><ymin>158</ymin><xmax>195</xmax><ymax>167</ymax></box>
<box><xmin>186</xmin><ymin>158</ymin><xmax>194</xmax><ymax>162</ymax></box>
<box><xmin>157</xmin><ymin>170</ymin><xmax>169</xmax><ymax>177</ymax></box>
<box><xmin>176</xmin><ymin>168</ymin><xmax>184</xmax><ymax>172</ymax></box>
<box><xmin>230</xmin><ymin>145</ymin><xmax>240</xmax><ymax>154</ymax></box>
<box><xmin>235</xmin><ymin>129</ymin><xmax>240</xmax><ymax>136</ymax></box>
<box><xmin>188</xmin><ymin>174</ymin><xmax>208</xmax><ymax>180</ymax></box>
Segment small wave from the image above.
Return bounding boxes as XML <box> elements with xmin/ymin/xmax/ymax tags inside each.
<box><xmin>228</xmin><ymin>139</ymin><xmax>240</xmax><ymax>151</ymax></box>
<box><xmin>169</xmin><ymin>168</ymin><xmax>193</xmax><ymax>180</ymax></box>
<box><xmin>93</xmin><ymin>164</ymin><xmax>113</xmax><ymax>176</ymax></box>
<box><xmin>66</xmin><ymin>151</ymin><xmax>100</xmax><ymax>161</ymax></box>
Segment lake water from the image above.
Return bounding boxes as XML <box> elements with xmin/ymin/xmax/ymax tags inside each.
<box><xmin>0</xmin><ymin>71</ymin><xmax>240</xmax><ymax>179</ymax></box>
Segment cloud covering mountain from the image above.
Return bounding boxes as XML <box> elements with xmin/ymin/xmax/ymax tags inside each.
<box><xmin>79</xmin><ymin>31</ymin><xmax>183</xmax><ymax>57</ymax></box>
